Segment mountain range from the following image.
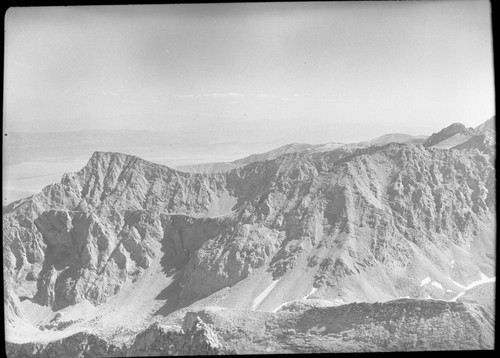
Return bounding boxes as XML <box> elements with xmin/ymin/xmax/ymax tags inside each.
<box><xmin>3</xmin><ymin>116</ymin><xmax>496</xmax><ymax>355</ymax></box>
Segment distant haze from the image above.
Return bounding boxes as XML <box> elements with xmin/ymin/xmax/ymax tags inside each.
<box><xmin>2</xmin><ymin>2</ymin><xmax>495</xmax><ymax>204</ymax></box>
<box><xmin>4</xmin><ymin>1</ymin><xmax>494</xmax><ymax>145</ymax></box>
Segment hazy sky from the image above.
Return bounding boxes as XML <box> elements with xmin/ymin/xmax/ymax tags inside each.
<box><xmin>4</xmin><ymin>1</ymin><xmax>495</xmax><ymax>145</ymax></box>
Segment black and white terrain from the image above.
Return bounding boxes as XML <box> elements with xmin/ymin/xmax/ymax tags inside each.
<box><xmin>3</xmin><ymin>117</ymin><xmax>496</xmax><ymax>355</ymax></box>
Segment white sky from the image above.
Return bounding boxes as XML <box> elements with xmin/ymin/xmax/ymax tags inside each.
<box><xmin>3</xmin><ymin>1</ymin><xmax>495</xmax><ymax>145</ymax></box>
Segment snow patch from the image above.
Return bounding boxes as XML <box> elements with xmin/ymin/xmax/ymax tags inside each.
<box><xmin>450</xmin><ymin>291</ymin><xmax>466</xmax><ymax>302</ymax></box>
<box><xmin>272</xmin><ymin>302</ymin><xmax>288</xmax><ymax>313</ymax></box>
<box><xmin>431</xmin><ymin>282</ymin><xmax>443</xmax><ymax>290</ymax></box>
<box><xmin>300</xmin><ymin>287</ymin><xmax>318</xmax><ymax>300</ymax></box>
<box><xmin>420</xmin><ymin>277</ymin><xmax>431</xmax><ymax>286</ymax></box>
<box><xmin>251</xmin><ymin>280</ymin><xmax>280</xmax><ymax>310</ymax></box>
<box><xmin>308</xmin><ymin>287</ymin><xmax>318</xmax><ymax>297</ymax></box>
<box><xmin>448</xmin><ymin>277</ymin><xmax>467</xmax><ymax>290</ymax></box>
<box><xmin>449</xmin><ymin>272</ymin><xmax>496</xmax><ymax>302</ymax></box>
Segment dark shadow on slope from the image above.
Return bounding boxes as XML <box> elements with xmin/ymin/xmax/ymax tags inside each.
<box><xmin>155</xmin><ymin>216</ymin><xmax>205</xmax><ymax>316</ymax></box>
<box><xmin>156</xmin><ymin>214</ymin><xmax>242</xmax><ymax>315</ymax></box>
<box><xmin>158</xmin><ymin>219</ymin><xmax>191</xmax><ymax>277</ymax></box>
<box><xmin>152</xmin><ymin>270</ymin><xmax>190</xmax><ymax>317</ymax></box>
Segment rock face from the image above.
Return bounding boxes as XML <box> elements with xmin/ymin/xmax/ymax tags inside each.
<box><xmin>3</xmin><ymin>118</ymin><xmax>496</xmax><ymax>355</ymax></box>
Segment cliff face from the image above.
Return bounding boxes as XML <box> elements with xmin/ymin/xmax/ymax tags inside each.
<box><xmin>3</xmin><ymin>118</ymin><xmax>496</xmax><ymax>354</ymax></box>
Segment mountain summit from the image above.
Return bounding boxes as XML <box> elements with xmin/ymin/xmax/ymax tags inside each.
<box><xmin>423</xmin><ymin>122</ymin><xmax>475</xmax><ymax>148</ymax></box>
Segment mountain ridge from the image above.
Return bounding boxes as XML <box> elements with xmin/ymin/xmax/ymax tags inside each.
<box><xmin>175</xmin><ymin>133</ymin><xmax>429</xmax><ymax>173</ymax></box>
<box><xmin>3</xmin><ymin>117</ymin><xmax>496</xmax><ymax>354</ymax></box>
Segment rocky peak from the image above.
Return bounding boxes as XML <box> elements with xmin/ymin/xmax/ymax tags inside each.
<box><xmin>81</xmin><ymin>151</ymin><xmax>179</xmax><ymax>181</ymax></box>
<box><xmin>423</xmin><ymin>122</ymin><xmax>475</xmax><ymax>148</ymax></box>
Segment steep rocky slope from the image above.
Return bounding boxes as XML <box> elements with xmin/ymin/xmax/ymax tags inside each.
<box><xmin>3</xmin><ymin>118</ymin><xmax>496</xmax><ymax>354</ymax></box>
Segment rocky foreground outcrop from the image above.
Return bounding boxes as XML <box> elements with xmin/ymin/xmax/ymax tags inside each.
<box><xmin>5</xmin><ymin>298</ymin><xmax>494</xmax><ymax>356</ymax></box>
<box><xmin>6</xmin><ymin>316</ymin><xmax>232</xmax><ymax>357</ymax></box>
<box><xmin>191</xmin><ymin>299</ymin><xmax>495</xmax><ymax>353</ymax></box>
<box><xmin>3</xmin><ymin>118</ymin><xmax>496</xmax><ymax>355</ymax></box>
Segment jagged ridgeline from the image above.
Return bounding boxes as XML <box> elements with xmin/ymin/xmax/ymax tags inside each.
<box><xmin>3</xmin><ymin>117</ymin><xmax>496</xmax><ymax>354</ymax></box>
